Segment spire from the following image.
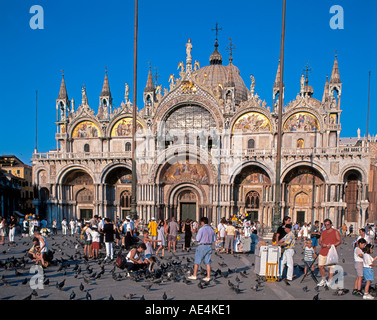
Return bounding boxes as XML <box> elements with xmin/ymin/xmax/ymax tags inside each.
<box><xmin>100</xmin><ymin>67</ymin><xmax>111</xmax><ymax>97</ymax></box>
<box><xmin>225</xmin><ymin>59</ymin><xmax>235</xmax><ymax>87</ymax></box>
<box><xmin>330</xmin><ymin>52</ymin><xmax>341</xmax><ymax>84</ymax></box>
<box><xmin>322</xmin><ymin>75</ymin><xmax>329</xmax><ymax>104</ymax></box>
<box><xmin>144</xmin><ymin>64</ymin><xmax>154</xmax><ymax>92</ymax></box>
<box><xmin>58</xmin><ymin>71</ymin><xmax>68</xmax><ymax>100</ymax></box>
<box><xmin>274</xmin><ymin>60</ymin><xmax>282</xmax><ymax>89</ymax></box>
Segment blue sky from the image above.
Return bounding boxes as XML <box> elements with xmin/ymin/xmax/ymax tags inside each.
<box><xmin>0</xmin><ymin>0</ymin><xmax>376</xmax><ymax>165</ymax></box>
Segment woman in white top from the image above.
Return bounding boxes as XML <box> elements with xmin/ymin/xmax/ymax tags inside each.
<box><xmin>155</xmin><ymin>220</ymin><xmax>166</xmax><ymax>258</ymax></box>
<box><xmin>69</xmin><ymin>219</ymin><xmax>76</xmax><ymax>236</ymax></box>
<box><xmin>34</xmin><ymin>231</ymin><xmax>49</xmax><ymax>267</ymax></box>
<box><xmin>125</xmin><ymin>243</ymin><xmax>148</xmax><ymax>273</ymax></box>
<box><xmin>61</xmin><ymin>219</ymin><xmax>68</xmax><ymax>236</ymax></box>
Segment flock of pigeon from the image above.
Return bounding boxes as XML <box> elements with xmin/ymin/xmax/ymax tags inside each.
<box><xmin>0</xmin><ymin>233</ymin><xmax>369</xmax><ymax>300</ymax></box>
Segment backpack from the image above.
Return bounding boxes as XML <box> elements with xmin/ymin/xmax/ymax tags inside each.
<box><xmin>116</xmin><ymin>254</ymin><xmax>127</xmax><ymax>270</ymax></box>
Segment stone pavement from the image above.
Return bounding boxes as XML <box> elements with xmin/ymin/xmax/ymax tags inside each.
<box><xmin>0</xmin><ymin>232</ymin><xmax>368</xmax><ymax>301</ymax></box>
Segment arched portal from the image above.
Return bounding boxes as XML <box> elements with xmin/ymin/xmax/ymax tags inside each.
<box><xmin>233</xmin><ymin>165</ymin><xmax>272</xmax><ymax>224</ymax></box>
<box><xmin>62</xmin><ymin>169</ymin><xmax>94</xmax><ymax>220</ymax></box>
<box><xmin>283</xmin><ymin>166</ymin><xmax>325</xmax><ymax>224</ymax></box>
<box><xmin>103</xmin><ymin>166</ymin><xmax>132</xmax><ymax>220</ymax></box>
<box><xmin>343</xmin><ymin>169</ymin><xmax>362</xmax><ymax>222</ymax></box>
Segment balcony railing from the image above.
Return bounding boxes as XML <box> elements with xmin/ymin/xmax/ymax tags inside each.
<box><xmin>32</xmin><ymin>145</ymin><xmax>369</xmax><ymax>162</ymax></box>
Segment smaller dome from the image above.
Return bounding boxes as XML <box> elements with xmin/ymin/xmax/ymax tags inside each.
<box><xmin>209</xmin><ymin>40</ymin><xmax>222</xmax><ymax>65</ymax></box>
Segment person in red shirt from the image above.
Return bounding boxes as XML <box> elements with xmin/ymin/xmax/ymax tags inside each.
<box><xmin>317</xmin><ymin>219</ymin><xmax>341</xmax><ymax>287</ymax></box>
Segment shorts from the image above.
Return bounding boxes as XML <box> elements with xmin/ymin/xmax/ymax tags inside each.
<box><xmin>364</xmin><ymin>267</ymin><xmax>374</xmax><ymax>281</ymax></box>
<box><xmin>85</xmin><ymin>240</ymin><xmax>92</xmax><ymax>246</ymax></box>
<box><xmin>92</xmin><ymin>242</ymin><xmax>100</xmax><ymax>250</ymax></box>
<box><xmin>318</xmin><ymin>254</ymin><xmax>336</xmax><ymax>270</ymax></box>
<box><xmin>150</xmin><ymin>235</ymin><xmax>157</xmax><ymax>240</ymax></box>
<box><xmin>354</xmin><ymin>262</ymin><xmax>363</xmax><ymax>277</ymax></box>
<box><xmin>194</xmin><ymin>244</ymin><xmax>212</xmax><ymax>266</ymax></box>
<box><xmin>310</xmin><ymin>237</ymin><xmax>319</xmax><ymax>247</ymax></box>
<box><xmin>318</xmin><ymin>254</ymin><xmax>327</xmax><ymax>267</ymax></box>
<box><xmin>168</xmin><ymin>235</ymin><xmax>177</xmax><ymax>242</ymax></box>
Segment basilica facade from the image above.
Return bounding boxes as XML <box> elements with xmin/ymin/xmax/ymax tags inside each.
<box><xmin>32</xmin><ymin>39</ymin><xmax>371</xmax><ymax>230</ymax></box>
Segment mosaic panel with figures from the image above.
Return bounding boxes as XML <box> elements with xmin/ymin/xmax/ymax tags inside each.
<box><xmin>72</xmin><ymin>121</ymin><xmax>101</xmax><ymax>138</ymax></box>
<box><xmin>162</xmin><ymin>161</ymin><xmax>209</xmax><ymax>183</ymax></box>
<box><xmin>111</xmin><ymin>118</ymin><xmax>144</xmax><ymax>137</ymax></box>
<box><xmin>283</xmin><ymin>112</ymin><xmax>320</xmax><ymax>132</ymax></box>
<box><xmin>232</xmin><ymin>112</ymin><xmax>272</xmax><ymax>133</ymax></box>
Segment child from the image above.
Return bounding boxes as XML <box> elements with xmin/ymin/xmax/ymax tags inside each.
<box><xmin>142</xmin><ymin>230</ymin><xmax>161</xmax><ymax>270</ymax></box>
<box><xmin>362</xmin><ymin>244</ymin><xmax>377</xmax><ymax>300</ymax></box>
<box><xmin>91</xmin><ymin>225</ymin><xmax>101</xmax><ymax>260</ymax></box>
<box><xmin>353</xmin><ymin>238</ymin><xmax>367</xmax><ymax>296</ymax></box>
<box><xmin>81</xmin><ymin>222</ymin><xmax>93</xmax><ymax>259</ymax></box>
<box><xmin>303</xmin><ymin>240</ymin><xmax>317</xmax><ymax>276</ymax></box>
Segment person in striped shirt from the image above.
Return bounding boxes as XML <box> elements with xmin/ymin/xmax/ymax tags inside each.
<box><xmin>302</xmin><ymin>239</ymin><xmax>317</xmax><ymax>277</ymax></box>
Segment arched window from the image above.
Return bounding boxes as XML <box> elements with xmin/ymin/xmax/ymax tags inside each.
<box><xmin>125</xmin><ymin>142</ymin><xmax>131</xmax><ymax>152</ymax></box>
<box><xmin>248</xmin><ymin>138</ymin><xmax>255</xmax><ymax>149</ymax></box>
<box><xmin>245</xmin><ymin>191</ymin><xmax>260</xmax><ymax>209</ymax></box>
<box><xmin>297</xmin><ymin>139</ymin><xmax>304</xmax><ymax>148</ymax></box>
<box><xmin>84</xmin><ymin>144</ymin><xmax>90</xmax><ymax>153</ymax></box>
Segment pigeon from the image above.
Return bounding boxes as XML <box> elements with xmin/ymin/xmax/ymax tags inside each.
<box><xmin>80</xmin><ymin>283</ymin><xmax>85</xmax><ymax>291</ymax></box>
<box><xmin>142</xmin><ymin>283</ymin><xmax>153</xmax><ymax>291</ymax></box>
<box><xmin>198</xmin><ymin>282</ymin><xmax>204</xmax><ymax>289</ymax></box>
<box><xmin>69</xmin><ymin>291</ymin><xmax>76</xmax><ymax>300</ymax></box>
<box><xmin>251</xmin><ymin>284</ymin><xmax>259</xmax><ymax>291</ymax></box>
<box><xmin>124</xmin><ymin>293</ymin><xmax>136</xmax><ymax>300</ymax></box>
<box><xmin>284</xmin><ymin>279</ymin><xmax>291</xmax><ymax>286</ymax></box>
<box><xmin>162</xmin><ymin>292</ymin><xmax>167</xmax><ymax>300</ymax></box>
<box><xmin>43</xmin><ymin>278</ymin><xmax>50</xmax><ymax>286</ymax></box>
<box><xmin>313</xmin><ymin>293</ymin><xmax>319</xmax><ymax>300</ymax></box>
<box><xmin>21</xmin><ymin>278</ymin><xmax>28</xmax><ymax>285</ymax></box>
<box><xmin>303</xmin><ymin>286</ymin><xmax>309</xmax><ymax>292</ymax></box>
<box><xmin>31</xmin><ymin>289</ymin><xmax>38</xmax><ymax>297</ymax></box>
<box><xmin>86</xmin><ymin>291</ymin><xmax>92</xmax><ymax>300</ymax></box>
<box><xmin>140</xmin><ymin>295</ymin><xmax>145</xmax><ymax>300</ymax></box>
<box><xmin>109</xmin><ymin>294</ymin><xmax>114</xmax><ymax>300</ymax></box>
<box><xmin>56</xmin><ymin>279</ymin><xmax>65</xmax><ymax>290</ymax></box>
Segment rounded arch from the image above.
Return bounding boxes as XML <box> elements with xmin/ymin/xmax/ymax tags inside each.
<box><xmin>231</xmin><ymin>110</ymin><xmax>273</xmax><ymax>134</ymax></box>
<box><xmin>167</xmin><ymin>182</ymin><xmax>206</xmax><ymax>205</ymax></box>
<box><xmin>69</xmin><ymin>119</ymin><xmax>103</xmax><ymax>138</ymax></box>
<box><xmin>341</xmin><ymin>166</ymin><xmax>367</xmax><ymax>184</ymax></box>
<box><xmin>281</xmin><ymin>161</ymin><xmax>328</xmax><ymax>184</ymax></box>
<box><xmin>229</xmin><ymin>161</ymin><xmax>274</xmax><ymax>184</ymax></box>
<box><xmin>153</xmin><ymin>151</ymin><xmax>216</xmax><ymax>186</ymax></box>
<box><xmin>100</xmin><ymin>163</ymin><xmax>132</xmax><ymax>185</ymax></box>
<box><xmin>107</xmin><ymin>116</ymin><xmax>146</xmax><ymax>138</ymax></box>
<box><xmin>57</xmin><ymin>165</ymin><xmax>96</xmax><ymax>185</ymax></box>
<box><xmin>154</xmin><ymin>97</ymin><xmax>224</xmax><ymax>135</ymax></box>
<box><xmin>283</xmin><ymin>107</ymin><xmax>324</xmax><ymax>132</ymax></box>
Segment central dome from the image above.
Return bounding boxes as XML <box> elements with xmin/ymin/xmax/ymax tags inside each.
<box><xmin>193</xmin><ymin>42</ymin><xmax>249</xmax><ymax>105</ymax></box>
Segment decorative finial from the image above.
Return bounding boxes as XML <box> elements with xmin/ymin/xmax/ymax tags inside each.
<box><xmin>212</xmin><ymin>22</ymin><xmax>222</xmax><ymax>42</ymax></box>
<box><xmin>61</xmin><ymin>69</ymin><xmax>64</xmax><ymax>77</ymax></box>
<box><xmin>303</xmin><ymin>61</ymin><xmax>312</xmax><ymax>85</ymax></box>
<box><xmin>105</xmin><ymin>66</ymin><xmax>107</xmax><ymax>74</ymax></box>
<box><xmin>335</xmin><ymin>50</ymin><xmax>338</xmax><ymax>58</ymax></box>
<box><xmin>226</xmin><ymin>38</ymin><xmax>236</xmax><ymax>63</ymax></box>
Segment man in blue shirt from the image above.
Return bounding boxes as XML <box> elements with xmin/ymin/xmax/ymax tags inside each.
<box><xmin>188</xmin><ymin>217</ymin><xmax>215</xmax><ymax>282</ymax></box>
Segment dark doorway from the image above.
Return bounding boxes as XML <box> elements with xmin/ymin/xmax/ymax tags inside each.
<box><xmin>297</xmin><ymin>211</ymin><xmax>305</xmax><ymax>225</ymax></box>
<box><xmin>80</xmin><ymin>209</ymin><xmax>93</xmax><ymax>220</ymax></box>
<box><xmin>181</xmin><ymin>203</ymin><xmax>196</xmax><ymax>221</ymax></box>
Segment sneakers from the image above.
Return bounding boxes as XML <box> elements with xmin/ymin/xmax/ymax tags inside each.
<box><xmin>187</xmin><ymin>275</ymin><xmax>197</xmax><ymax>280</ymax></box>
<box><xmin>203</xmin><ymin>277</ymin><xmax>211</xmax><ymax>282</ymax></box>
<box><xmin>353</xmin><ymin>289</ymin><xmax>364</xmax><ymax>296</ymax></box>
<box><xmin>363</xmin><ymin>293</ymin><xmax>374</xmax><ymax>300</ymax></box>
<box><xmin>317</xmin><ymin>279</ymin><xmax>328</xmax><ymax>287</ymax></box>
